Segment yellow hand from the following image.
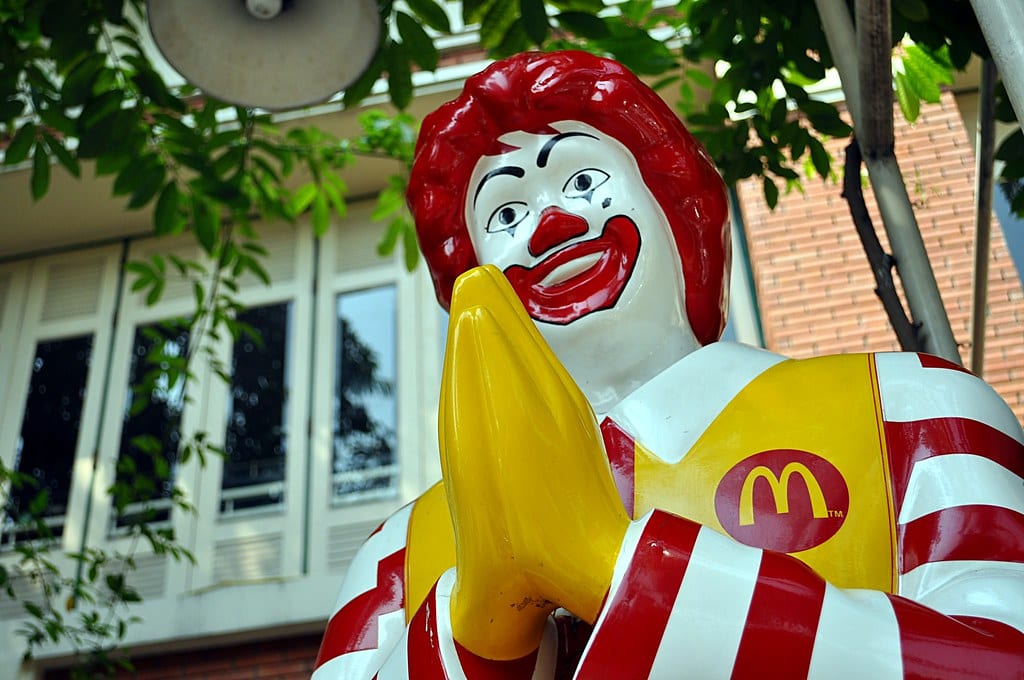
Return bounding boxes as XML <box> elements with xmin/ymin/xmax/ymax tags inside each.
<box><xmin>440</xmin><ymin>265</ymin><xmax>630</xmax><ymax>660</ymax></box>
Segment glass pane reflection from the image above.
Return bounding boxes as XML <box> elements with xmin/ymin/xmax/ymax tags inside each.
<box><xmin>3</xmin><ymin>335</ymin><xmax>92</xmax><ymax>544</ymax></box>
<box><xmin>333</xmin><ymin>286</ymin><xmax>397</xmax><ymax>501</ymax></box>
<box><xmin>114</xmin><ymin>322</ymin><xmax>189</xmax><ymax>526</ymax></box>
<box><xmin>221</xmin><ymin>302</ymin><xmax>291</xmax><ymax>513</ymax></box>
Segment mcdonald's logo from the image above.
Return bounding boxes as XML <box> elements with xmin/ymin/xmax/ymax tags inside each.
<box><xmin>715</xmin><ymin>449</ymin><xmax>849</xmax><ymax>553</ymax></box>
<box><xmin>738</xmin><ymin>463</ymin><xmax>829</xmax><ymax>526</ymax></box>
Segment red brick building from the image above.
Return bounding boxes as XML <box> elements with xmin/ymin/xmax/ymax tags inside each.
<box><xmin>738</xmin><ymin>92</ymin><xmax>1024</xmax><ymax>420</ymax></box>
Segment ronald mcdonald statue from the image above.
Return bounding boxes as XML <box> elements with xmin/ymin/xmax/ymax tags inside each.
<box><xmin>314</xmin><ymin>51</ymin><xmax>1024</xmax><ymax>678</ymax></box>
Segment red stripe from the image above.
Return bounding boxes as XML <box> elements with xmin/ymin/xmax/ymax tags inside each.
<box><xmin>731</xmin><ymin>551</ymin><xmax>825</xmax><ymax>678</ymax></box>
<box><xmin>406</xmin><ymin>582</ymin><xmax>449</xmax><ymax>680</ymax></box>
<box><xmin>315</xmin><ymin>548</ymin><xmax>406</xmax><ymax>668</ymax></box>
<box><xmin>575</xmin><ymin>511</ymin><xmax>699</xmax><ymax>678</ymax></box>
<box><xmin>899</xmin><ymin>505</ymin><xmax>1024</xmax><ymax>573</ymax></box>
<box><xmin>889</xmin><ymin>594</ymin><xmax>1024</xmax><ymax>679</ymax></box>
<box><xmin>600</xmin><ymin>417</ymin><xmax>635</xmax><ymax>518</ymax></box>
<box><xmin>915</xmin><ymin>352</ymin><xmax>973</xmax><ymax>375</ymax></box>
<box><xmin>884</xmin><ymin>417</ymin><xmax>1024</xmax><ymax>514</ymax></box>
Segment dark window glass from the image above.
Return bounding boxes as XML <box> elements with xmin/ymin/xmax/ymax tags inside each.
<box><xmin>333</xmin><ymin>286</ymin><xmax>397</xmax><ymax>501</ymax></box>
<box><xmin>220</xmin><ymin>302</ymin><xmax>292</xmax><ymax>513</ymax></box>
<box><xmin>2</xmin><ymin>336</ymin><xmax>92</xmax><ymax>545</ymax></box>
<box><xmin>113</xmin><ymin>322</ymin><xmax>189</xmax><ymax>527</ymax></box>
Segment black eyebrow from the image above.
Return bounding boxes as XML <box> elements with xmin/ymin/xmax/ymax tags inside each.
<box><xmin>473</xmin><ymin>166</ymin><xmax>525</xmax><ymax>207</ymax></box>
<box><xmin>537</xmin><ymin>132</ymin><xmax>599</xmax><ymax>168</ymax></box>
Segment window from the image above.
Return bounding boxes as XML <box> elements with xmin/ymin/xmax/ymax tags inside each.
<box><xmin>332</xmin><ymin>286</ymin><xmax>398</xmax><ymax>502</ymax></box>
<box><xmin>220</xmin><ymin>301</ymin><xmax>292</xmax><ymax>514</ymax></box>
<box><xmin>112</xmin><ymin>321</ymin><xmax>189</xmax><ymax>529</ymax></box>
<box><xmin>2</xmin><ymin>335</ymin><xmax>92</xmax><ymax>546</ymax></box>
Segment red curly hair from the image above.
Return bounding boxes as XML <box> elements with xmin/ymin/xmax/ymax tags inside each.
<box><xmin>407</xmin><ymin>50</ymin><xmax>731</xmax><ymax>345</ymax></box>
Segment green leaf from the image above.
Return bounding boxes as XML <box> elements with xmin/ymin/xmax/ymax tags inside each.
<box><xmin>905</xmin><ymin>43</ymin><xmax>953</xmax><ymax>86</ymax></box>
<box><xmin>406</xmin><ymin>0</ymin><xmax>451</xmax><ymax>32</ymax></box>
<box><xmin>463</xmin><ymin>0</ymin><xmax>490</xmax><ymax>25</ymax></box>
<box><xmin>154</xmin><ymin>182</ymin><xmax>184</xmax><ymax>235</ymax></box>
<box><xmin>43</xmin><ymin>132</ymin><xmax>80</xmax><ymax>177</ymax></box>
<box><xmin>31</xmin><ymin>142</ymin><xmax>50</xmax><ymax>201</ymax></box>
<box><xmin>322</xmin><ymin>180</ymin><xmax>348</xmax><ymax>218</ymax></box>
<box><xmin>61</xmin><ymin>53</ymin><xmax>105</xmax><ymax>108</ymax></box>
<box><xmin>597</xmin><ymin>28</ymin><xmax>676</xmax><ymax>75</ymax></box>
<box><xmin>894</xmin><ymin>70</ymin><xmax>920</xmax><ymax>122</ymax></box>
<box><xmin>27</xmin><ymin>488</ymin><xmax>50</xmax><ymax>517</ymax></box>
<box><xmin>113</xmin><ymin>155</ymin><xmax>147</xmax><ymax>196</ymax></box>
<box><xmin>807</xmin><ymin>136</ymin><xmax>831</xmax><ymax>179</ymax></box>
<box><xmin>995</xmin><ymin>130</ymin><xmax>1024</xmax><ymax>162</ymax></box>
<box><xmin>799</xmin><ymin>99</ymin><xmax>852</xmax><ymax>137</ymax></box>
<box><xmin>519</xmin><ymin>0</ymin><xmax>549</xmax><ymax>44</ymax></box>
<box><xmin>901</xmin><ymin>53</ymin><xmax>941</xmax><ymax>104</ymax></box>
<box><xmin>493</xmin><ymin>18</ymin><xmax>529</xmax><ymax>57</ymax></box>
<box><xmin>129</xmin><ymin>163</ymin><xmax>167</xmax><ymax>210</ymax></box>
<box><xmin>479</xmin><ymin>0</ymin><xmax>518</xmax><ymax>49</ymax></box>
<box><xmin>793</xmin><ymin>53</ymin><xmax>826</xmax><ymax>82</ymax></box>
<box><xmin>78</xmin><ymin>90</ymin><xmax>124</xmax><ymax>130</ymax></box>
<box><xmin>311</xmin><ymin>192</ymin><xmax>330</xmax><ymax>236</ymax></box>
<box><xmin>192</xmin><ymin>195</ymin><xmax>219</xmax><ymax>254</ymax></box>
<box><xmin>288</xmin><ymin>183</ymin><xmax>318</xmax><ymax>216</ymax></box>
<box><xmin>396</xmin><ymin>12</ymin><xmax>439</xmax><ymax>71</ymax></box>
<box><xmin>132</xmin><ymin>66</ymin><xmax>171</xmax><ymax>107</ymax></box>
<box><xmin>893</xmin><ymin>0</ymin><xmax>929</xmax><ymax>22</ymax></box>
<box><xmin>377</xmin><ymin>217</ymin><xmax>403</xmax><ymax>256</ymax></box>
<box><xmin>372</xmin><ymin>183</ymin><xmax>405</xmax><ymax>220</ymax></box>
<box><xmin>402</xmin><ymin>218</ymin><xmax>420</xmax><ymax>271</ymax></box>
<box><xmin>790</xmin><ymin>127</ymin><xmax>809</xmax><ymax>161</ymax></box>
<box><xmin>4</xmin><ymin>123</ymin><xmax>37</xmax><ymax>165</ymax></box>
<box><xmin>619</xmin><ymin>0</ymin><xmax>653</xmax><ymax>23</ymax></box>
<box><xmin>387</xmin><ymin>46</ymin><xmax>414</xmax><ymax>110</ymax></box>
<box><xmin>0</xmin><ymin>97</ymin><xmax>25</xmax><ymax>122</ymax></box>
<box><xmin>684</xmin><ymin>67</ymin><xmax>713</xmax><ymax>90</ymax></box>
<box><xmin>769</xmin><ymin>99</ymin><xmax>788</xmax><ymax>130</ymax></box>
<box><xmin>763</xmin><ymin>176</ymin><xmax>779</xmax><ymax>209</ymax></box>
<box><xmin>555</xmin><ymin>11</ymin><xmax>608</xmax><ymax>39</ymax></box>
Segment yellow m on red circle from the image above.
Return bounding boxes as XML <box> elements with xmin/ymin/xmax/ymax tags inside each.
<box><xmin>738</xmin><ymin>463</ymin><xmax>829</xmax><ymax>526</ymax></box>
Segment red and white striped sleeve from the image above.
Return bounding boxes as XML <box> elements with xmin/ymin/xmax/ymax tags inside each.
<box><xmin>312</xmin><ymin>504</ymin><xmax>414</xmax><ymax>680</ymax></box>
<box><xmin>877</xmin><ymin>353</ymin><xmax>1024</xmax><ymax>638</ymax></box>
<box><xmin>576</xmin><ymin>507</ymin><xmax>1024</xmax><ymax>679</ymax></box>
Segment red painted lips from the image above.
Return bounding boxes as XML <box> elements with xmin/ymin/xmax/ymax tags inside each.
<box><xmin>503</xmin><ymin>215</ymin><xmax>641</xmax><ymax>324</ymax></box>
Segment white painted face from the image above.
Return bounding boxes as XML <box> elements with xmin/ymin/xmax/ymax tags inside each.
<box><xmin>465</xmin><ymin>121</ymin><xmax>701</xmax><ymax>409</ymax></box>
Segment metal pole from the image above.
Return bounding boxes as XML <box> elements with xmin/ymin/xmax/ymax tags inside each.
<box><xmin>968</xmin><ymin>0</ymin><xmax>1024</xmax><ymax>130</ymax></box>
<box><xmin>814</xmin><ymin>0</ymin><xmax>963</xmax><ymax>364</ymax></box>
<box><xmin>970</xmin><ymin>59</ymin><xmax>998</xmax><ymax>376</ymax></box>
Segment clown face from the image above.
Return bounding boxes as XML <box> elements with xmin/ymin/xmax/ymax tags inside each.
<box><xmin>466</xmin><ymin>121</ymin><xmax>702</xmax><ymax>411</ymax></box>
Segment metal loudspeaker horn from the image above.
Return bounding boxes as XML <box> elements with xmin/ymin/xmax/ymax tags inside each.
<box><xmin>146</xmin><ymin>0</ymin><xmax>381</xmax><ymax>110</ymax></box>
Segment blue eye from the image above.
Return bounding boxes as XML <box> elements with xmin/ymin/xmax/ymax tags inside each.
<box><xmin>563</xmin><ymin>168</ymin><xmax>610</xmax><ymax>201</ymax></box>
<box><xmin>486</xmin><ymin>201</ymin><xmax>530</xmax><ymax>236</ymax></box>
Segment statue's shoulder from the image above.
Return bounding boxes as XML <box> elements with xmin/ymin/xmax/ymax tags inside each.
<box><xmin>607</xmin><ymin>342</ymin><xmax>787</xmax><ymax>464</ymax></box>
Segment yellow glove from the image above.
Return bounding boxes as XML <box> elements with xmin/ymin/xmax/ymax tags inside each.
<box><xmin>440</xmin><ymin>265</ymin><xmax>630</xmax><ymax>660</ymax></box>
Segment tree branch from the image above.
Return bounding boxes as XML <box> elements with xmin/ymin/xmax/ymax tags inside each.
<box><xmin>842</xmin><ymin>139</ymin><xmax>921</xmax><ymax>351</ymax></box>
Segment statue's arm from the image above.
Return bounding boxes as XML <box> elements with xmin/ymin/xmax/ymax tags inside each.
<box><xmin>312</xmin><ymin>504</ymin><xmax>414</xmax><ymax>680</ymax></box>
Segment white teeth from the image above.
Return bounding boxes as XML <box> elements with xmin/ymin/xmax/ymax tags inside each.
<box><xmin>539</xmin><ymin>252</ymin><xmax>602</xmax><ymax>286</ymax></box>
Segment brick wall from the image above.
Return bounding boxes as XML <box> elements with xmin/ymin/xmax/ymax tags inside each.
<box><xmin>737</xmin><ymin>92</ymin><xmax>1024</xmax><ymax>420</ymax></box>
<box><xmin>43</xmin><ymin>633</ymin><xmax>322</xmax><ymax>680</ymax></box>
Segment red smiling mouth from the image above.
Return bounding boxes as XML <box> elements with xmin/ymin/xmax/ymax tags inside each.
<box><xmin>502</xmin><ymin>215</ymin><xmax>641</xmax><ymax>324</ymax></box>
